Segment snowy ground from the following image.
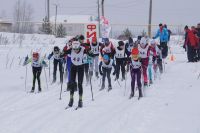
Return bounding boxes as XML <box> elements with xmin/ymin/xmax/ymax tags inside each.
<box><xmin>0</xmin><ymin>33</ymin><xmax>200</xmax><ymax>133</ymax></box>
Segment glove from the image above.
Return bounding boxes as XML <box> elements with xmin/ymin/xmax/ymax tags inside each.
<box><xmin>112</xmin><ymin>72</ymin><xmax>116</xmax><ymax>75</ymax></box>
<box><xmin>47</xmin><ymin>54</ymin><xmax>51</xmax><ymax>60</ymax></box>
<box><xmin>153</xmin><ymin>37</ymin><xmax>156</xmax><ymax>39</ymax></box>
<box><xmin>23</xmin><ymin>56</ymin><xmax>29</xmax><ymax>66</ymax></box>
<box><xmin>42</xmin><ymin>61</ymin><xmax>48</xmax><ymax>67</ymax></box>
<box><xmin>100</xmin><ymin>71</ymin><xmax>103</xmax><ymax>76</ymax></box>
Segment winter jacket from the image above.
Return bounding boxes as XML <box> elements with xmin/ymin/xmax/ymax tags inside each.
<box><xmin>184</xmin><ymin>29</ymin><xmax>199</xmax><ymax>48</ymax></box>
<box><xmin>154</xmin><ymin>28</ymin><xmax>169</xmax><ymax>43</ymax></box>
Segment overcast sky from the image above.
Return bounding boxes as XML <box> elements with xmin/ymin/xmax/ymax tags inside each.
<box><xmin>0</xmin><ymin>0</ymin><xmax>199</xmax><ymax>26</ymax></box>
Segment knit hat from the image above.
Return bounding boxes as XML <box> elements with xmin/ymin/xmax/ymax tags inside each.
<box><xmin>118</xmin><ymin>41</ymin><xmax>125</xmax><ymax>46</ymax></box>
<box><xmin>103</xmin><ymin>54</ymin><xmax>110</xmax><ymax>61</ymax></box>
<box><xmin>131</xmin><ymin>48</ymin><xmax>139</xmax><ymax>60</ymax></box>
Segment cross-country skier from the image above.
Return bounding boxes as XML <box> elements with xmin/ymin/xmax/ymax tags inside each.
<box><xmin>89</xmin><ymin>37</ymin><xmax>101</xmax><ymax>79</ymax></box>
<box><xmin>129</xmin><ymin>48</ymin><xmax>143</xmax><ymax>99</ymax></box>
<box><xmin>138</xmin><ymin>37</ymin><xmax>150</xmax><ymax>87</ymax></box>
<box><xmin>48</xmin><ymin>46</ymin><xmax>64</xmax><ymax>84</ymax></box>
<box><xmin>23</xmin><ymin>52</ymin><xmax>47</xmax><ymax>93</ymax></box>
<box><xmin>114</xmin><ymin>41</ymin><xmax>129</xmax><ymax>81</ymax></box>
<box><xmin>99</xmin><ymin>54</ymin><xmax>116</xmax><ymax>91</ymax></box>
<box><xmin>61</xmin><ymin>41</ymin><xmax>92</xmax><ymax>108</ymax></box>
<box><xmin>148</xmin><ymin>40</ymin><xmax>157</xmax><ymax>84</ymax></box>
<box><xmin>151</xmin><ymin>40</ymin><xmax>163</xmax><ymax>76</ymax></box>
<box><xmin>100</xmin><ymin>38</ymin><xmax>115</xmax><ymax>59</ymax></box>
<box><xmin>63</xmin><ymin>38</ymin><xmax>75</xmax><ymax>90</ymax></box>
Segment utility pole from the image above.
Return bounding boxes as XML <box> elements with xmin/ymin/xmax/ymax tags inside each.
<box><xmin>97</xmin><ymin>0</ymin><xmax>101</xmax><ymax>38</ymax></box>
<box><xmin>47</xmin><ymin>0</ymin><xmax>50</xmax><ymax>22</ymax></box>
<box><xmin>101</xmin><ymin>0</ymin><xmax>105</xmax><ymax>17</ymax></box>
<box><xmin>54</xmin><ymin>4</ymin><xmax>58</xmax><ymax>36</ymax></box>
<box><xmin>148</xmin><ymin>0</ymin><xmax>152</xmax><ymax>37</ymax></box>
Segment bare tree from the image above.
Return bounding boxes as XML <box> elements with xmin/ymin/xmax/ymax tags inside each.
<box><xmin>13</xmin><ymin>0</ymin><xmax>34</xmax><ymax>33</ymax></box>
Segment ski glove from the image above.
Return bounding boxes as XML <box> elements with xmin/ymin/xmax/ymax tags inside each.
<box><xmin>100</xmin><ymin>71</ymin><xmax>103</xmax><ymax>76</ymax></box>
<box><xmin>112</xmin><ymin>72</ymin><xmax>116</xmax><ymax>75</ymax></box>
<box><xmin>23</xmin><ymin>56</ymin><xmax>29</xmax><ymax>66</ymax></box>
<box><xmin>42</xmin><ymin>61</ymin><xmax>48</xmax><ymax>67</ymax></box>
<box><xmin>47</xmin><ymin>54</ymin><xmax>52</xmax><ymax>60</ymax></box>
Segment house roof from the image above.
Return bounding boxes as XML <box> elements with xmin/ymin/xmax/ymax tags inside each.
<box><xmin>0</xmin><ymin>19</ymin><xmax>12</xmax><ymax>24</ymax></box>
<box><xmin>50</xmin><ymin>15</ymin><xmax>98</xmax><ymax>24</ymax></box>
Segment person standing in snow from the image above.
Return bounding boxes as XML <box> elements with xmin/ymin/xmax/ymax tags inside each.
<box><xmin>196</xmin><ymin>23</ymin><xmax>200</xmax><ymax>61</ymax></box>
<box><xmin>184</xmin><ymin>26</ymin><xmax>199</xmax><ymax>62</ymax></box>
<box><xmin>148</xmin><ymin>40</ymin><xmax>157</xmax><ymax>84</ymax></box>
<box><xmin>23</xmin><ymin>52</ymin><xmax>47</xmax><ymax>93</ymax></box>
<box><xmin>129</xmin><ymin>48</ymin><xmax>143</xmax><ymax>99</ymax></box>
<box><xmin>89</xmin><ymin>37</ymin><xmax>101</xmax><ymax>79</ymax></box>
<box><xmin>138</xmin><ymin>37</ymin><xmax>150</xmax><ymax>87</ymax></box>
<box><xmin>153</xmin><ymin>23</ymin><xmax>169</xmax><ymax>59</ymax></box>
<box><xmin>48</xmin><ymin>46</ymin><xmax>64</xmax><ymax>84</ymax></box>
<box><xmin>61</xmin><ymin>41</ymin><xmax>93</xmax><ymax>108</ymax></box>
<box><xmin>99</xmin><ymin>54</ymin><xmax>116</xmax><ymax>91</ymax></box>
<box><xmin>114</xmin><ymin>41</ymin><xmax>129</xmax><ymax>81</ymax></box>
<box><xmin>100</xmin><ymin>38</ymin><xmax>116</xmax><ymax>59</ymax></box>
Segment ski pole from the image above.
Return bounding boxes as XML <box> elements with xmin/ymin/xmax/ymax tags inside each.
<box><xmin>116</xmin><ymin>79</ymin><xmax>122</xmax><ymax>87</ymax></box>
<box><xmin>49</xmin><ymin>60</ymin><xmax>50</xmax><ymax>81</ymax></box>
<box><xmin>124</xmin><ymin>71</ymin><xmax>127</xmax><ymax>96</ymax></box>
<box><xmin>198</xmin><ymin>73</ymin><xmax>200</xmax><ymax>79</ymax></box>
<box><xmin>25</xmin><ymin>65</ymin><xmax>28</xmax><ymax>92</ymax></box>
<box><xmin>44</xmin><ymin>67</ymin><xmax>48</xmax><ymax>90</ymax></box>
<box><xmin>59</xmin><ymin>62</ymin><xmax>64</xmax><ymax>100</ymax></box>
<box><xmin>89</xmin><ymin>62</ymin><xmax>94</xmax><ymax>101</ymax></box>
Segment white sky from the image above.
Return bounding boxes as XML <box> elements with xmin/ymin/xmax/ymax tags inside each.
<box><xmin>0</xmin><ymin>0</ymin><xmax>199</xmax><ymax>26</ymax></box>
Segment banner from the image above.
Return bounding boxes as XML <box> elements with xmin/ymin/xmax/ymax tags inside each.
<box><xmin>101</xmin><ymin>16</ymin><xmax>111</xmax><ymax>39</ymax></box>
<box><xmin>84</xmin><ymin>23</ymin><xmax>99</xmax><ymax>44</ymax></box>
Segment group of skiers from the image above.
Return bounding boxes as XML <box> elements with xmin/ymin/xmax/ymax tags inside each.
<box><xmin>183</xmin><ymin>23</ymin><xmax>200</xmax><ymax>62</ymax></box>
<box><xmin>23</xmin><ymin>23</ymin><xmax>173</xmax><ymax>108</ymax></box>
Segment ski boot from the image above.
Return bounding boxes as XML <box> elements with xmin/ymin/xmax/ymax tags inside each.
<box><xmin>30</xmin><ymin>87</ymin><xmax>35</xmax><ymax>93</ymax></box>
<box><xmin>95</xmin><ymin>72</ymin><xmax>99</xmax><ymax>79</ymax></box>
<box><xmin>108</xmin><ymin>85</ymin><xmax>112</xmax><ymax>92</ymax></box>
<box><xmin>78</xmin><ymin>100</ymin><xmax>83</xmax><ymax>108</ymax></box>
<box><xmin>129</xmin><ymin>92</ymin><xmax>134</xmax><ymax>99</ymax></box>
<box><xmin>68</xmin><ymin>98</ymin><xmax>74</xmax><ymax>107</ymax></box>
<box><xmin>99</xmin><ymin>83</ymin><xmax>105</xmax><ymax>91</ymax></box>
<box><xmin>138</xmin><ymin>88</ymin><xmax>143</xmax><ymax>100</ymax></box>
<box><xmin>149</xmin><ymin>80</ymin><xmax>153</xmax><ymax>84</ymax></box>
<box><xmin>114</xmin><ymin>77</ymin><xmax>119</xmax><ymax>81</ymax></box>
<box><xmin>144</xmin><ymin>82</ymin><xmax>148</xmax><ymax>87</ymax></box>
<box><xmin>38</xmin><ymin>87</ymin><xmax>42</xmax><ymax>93</ymax></box>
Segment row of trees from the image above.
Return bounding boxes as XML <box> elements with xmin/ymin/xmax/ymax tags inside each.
<box><xmin>3</xmin><ymin>0</ymin><xmax>143</xmax><ymax>39</ymax></box>
<box><xmin>11</xmin><ymin>0</ymin><xmax>66</xmax><ymax>37</ymax></box>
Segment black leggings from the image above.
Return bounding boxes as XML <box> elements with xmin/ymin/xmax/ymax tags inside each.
<box><xmin>160</xmin><ymin>42</ymin><xmax>168</xmax><ymax>59</ymax></box>
<box><xmin>116</xmin><ymin>59</ymin><xmax>125</xmax><ymax>79</ymax></box>
<box><xmin>102</xmin><ymin>67</ymin><xmax>112</xmax><ymax>87</ymax></box>
<box><xmin>84</xmin><ymin>64</ymin><xmax>89</xmax><ymax>82</ymax></box>
<box><xmin>69</xmin><ymin>64</ymin><xmax>84</xmax><ymax>97</ymax></box>
<box><xmin>32</xmin><ymin>67</ymin><xmax>42</xmax><ymax>90</ymax></box>
<box><xmin>53</xmin><ymin>59</ymin><xmax>63</xmax><ymax>82</ymax></box>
